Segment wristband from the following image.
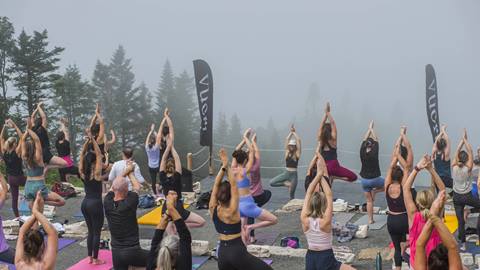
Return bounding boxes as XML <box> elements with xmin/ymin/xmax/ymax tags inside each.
<box><xmin>414</xmin><ymin>166</ymin><xmax>421</xmax><ymax>172</ymax></box>
<box><xmin>221</xmin><ymin>167</ymin><xmax>227</xmax><ymax>172</ymax></box>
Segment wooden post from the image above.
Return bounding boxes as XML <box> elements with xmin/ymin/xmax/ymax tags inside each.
<box><xmin>208</xmin><ymin>145</ymin><xmax>214</xmax><ymax>175</ymax></box>
<box><xmin>187</xmin><ymin>153</ymin><xmax>193</xmax><ymax>171</ymax></box>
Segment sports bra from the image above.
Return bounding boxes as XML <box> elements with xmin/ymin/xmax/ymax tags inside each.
<box><xmin>237</xmin><ymin>170</ymin><xmax>250</xmax><ymax>189</ymax></box>
<box><xmin>321</xmin><ymin>143</ymin><xmax>337</xmax><ymax>161</ymax></box>
<box><xmin>386</xmin><ymin>184</ymin><xmax>406</xmax><ymax>212</ymax></box>
<box><xmin>286</xmin><ymin>154</ymin><xmax>298</xmax><ymax>168</ymax></box>
<box><xmin>213</xmin><ymin>207</ymin><xmax>241</xmax><ymax>235</ymax></box>
<box><xmin>24</xmin><ymin>163</ymin><xmax>44</xmax><ymax>178</ymax></box>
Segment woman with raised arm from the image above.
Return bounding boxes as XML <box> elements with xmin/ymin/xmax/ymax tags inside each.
<box><xmin>234</xmin><ymin>130</ymin><xmax>278</xmax><ymax>243</ymax></box>
<box><xmin>157</xmin><ymin>108</ymin><xmax>172</xmax><ymax>162</ymax></box>
<box><xmin>15</xmin><ymin>191</ymin><xmax>58</xmax><ymax>270</ymax></box>
<box><xmin>145</xmin><ymin>124</ymin><xmax>160</xmax><ymax>195</ymax></box>
<box><xmin>89</xmin><ymin>104</ymin><xmax>105</xmax><ymax>151</ymax></box>
<box><xmin>431</xmin><ymin>125</ymin><xmax>453</xmax><ymax>190</ymax></box>
<box><xmin>269</xmin><ymin>125</ymin><xmax>301</xmax><ymax>200</ymax></box>
<box><xmin>0</xmin><ymin>119</ymin><xmax>26</xmax><ymax>217</ymax></box>
<box><xmin>318</xmin><ymin>102</ymin><xmax>357</xmax><ymax>183</ymax></box>
<box><xmin>384</xmin><ymin>143</ymin><xmax>409</xmax><ymax>270</ymax></box>
<box><xmin>0</xmin><ymin>174</ymin><xmax>15</xmax><ymax>264</ymax></box>
<box><xmin>55</xmin><ymin>118</ymin><xmax>80</xmax><ymax>182</ymax></box>
<box><xmin>359</xmin><ymin>121</ymin><xmax>384</xmax><ymax>224</ymax></box>
<box><xmin>301</xmin><ymin>153</ymin><xmax>355</xmax><ymax>270</ymax></box>
<box><xmin>20</xmin><ymin>122</ymin><xmax>65</xmax><ymax>209</ymax></box>
<box><xmin>403</xmin><ymin>154</ymin><xmax>446</xmax><ymax>267</ymax></box>
<box><xmin>237</xmin><ymin>132</ymin><xmax>272</xmax><ymax>243</ymax></box>
<box><xmin>79</xmin><ymin>130</ymin><xmax>105</xmax><ymax>265</ymax></box>
<box><xmin>209</xmin><ymin>148</ymin><xmax>272</xmax><ymax>270</ymax></box>
<box><xmin>452</xmin><ymin>129</ymin><xmax>479</xmax><ymax>250</ymax></box>
<box><xmin>160</xmin><ymin>133</ymin><xmax>205</xmax><ymax>232</ymax></box>
<box><xmin>30</xmin><ymin>102</ymin><xmax>67</xmax><ymax>169</ymax></box>
<box><xmin>147</xmin><ymin>190</ymin><xmax>192</xmax><ymax>270</ymax></box>
<box><xmin>414</xmin><ymin>193</ymin><xmax>462</xmax><ymax>270</ymax></box>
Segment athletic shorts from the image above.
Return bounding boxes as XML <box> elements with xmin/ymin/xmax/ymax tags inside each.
<box><xmin>239</xmin><ymin>195</ymin><xmax>262</xmax><ymax>218</ymax></box>
<box><xmin>24</xmin><ymin>180</ymin><xmax>49</xmax><ymax>201</ymax></box>
<box><xmin>60</xmin><ymin>155</ymin><xmax>74</xmax><ymax>167</ymax></box>
<box><xmin>360</xmin><ymin>177</ymin><xmax>385</xmax><ymax>192</ymax></box>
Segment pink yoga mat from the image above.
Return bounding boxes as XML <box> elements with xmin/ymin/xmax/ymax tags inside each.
<box><xmin>66</xmin><ymin>250</ymin><xmax>113</xmax><ymax>270</ymax></box>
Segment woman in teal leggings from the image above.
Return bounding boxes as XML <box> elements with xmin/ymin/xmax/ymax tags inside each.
<box><xmin>269</xmin><ymin>125</ymin><xmax>301</xmax><ymax>200</ymax></box>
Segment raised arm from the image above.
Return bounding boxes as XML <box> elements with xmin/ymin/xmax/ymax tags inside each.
<box><xmin>124</xmin><ymin>162</ymin><xmax>141</xmax><ymax>192</ymax></box>
<box><xmin>292</xmin><ymin>131</ymin><xmax>302</xmax><ymax>158</ymax></box>
<box><xmin>227</xmin><ymin>158</ymin><xmax>239</xmax><ymax>214</ymax></box>
<box><xmin>251</xmin><ymin>133</ymin><xmax>260</xmax><ymax>161</ymax></box>
<box><xmin>243</xmin><ymin>129</ymin><xmax>254</xmax><ymax>173</ymax></box>
<box><xmin>36</xmin><ymin>103</ymin><xmax>47</xmax><ymax>128</ymax></box>
<box><xmin>0</xmin><ymin>174</ymin><xmax>7</xmax><ymax>205</ymax></box>
<box><xmin>156</xmin><ymin>117</ymin><xmax>166</xmax><ymax>147</ymax></box>
<box><xmin>209</xmin><ymin>149</ymin><xmax>228</xmax><ymax>215</ymax></box>
<box><xmin>27</xmin><ymin>129</ymin><xmax>43</xmax><ymax>165</ymax></box>
<box><xmin>91</xmin><ymin>135</ymin><xmax>103</xmax><ymax>181</ymax></box>
<box><xmin>301</xmin><ymin>173</ymin><xmax>321</xmax><ymax>231</ymax></box>
<box><xmin>164</xmin><ymin>110</ymin><xmax>174</xmax><ymax>140</ymax></box>
<box><xmin>442</xmin><ymin>126</ymin><xmax>451</xmax><ymax>160</ymax></box>
<box><xmin>171</xmin><ymin>146</ymin><xmax>182</xmax><ymax>174</ymax></box>
<box><xmin>96</xmin><ymin>113</ymin><xmax>105</xmax><ymax>144</ymax></box>
<box><xmin>431</xmin><ymin>215</ymin><xmax>462</xmax><ymax>270</ymax></box>
<box><xmin>464</xmin><ymin>131</ymin><xmax>474</xmax><ymax>171</ymax></box>
<box><xmin>401</xmin><ymin>131</ymin><xmax>413</xmax><ymax>170</ymax></box>
<box><xmin>384</xmin><ymin>151</ymin><xmax>399</xmax><ymax>190</ymax></box>
<box><xmin>78</xmin><ymin>139</ymin><xmax>89</xmax><ymax>180</ymax></box>
<box><xmin>159</xmin><ymin>135</ymin><xmax>173</xmax><ymax>172</ymax></box>
<box><xmin>8</xmin><ymin>119</ymin><xmax>22</xmax><ymax>138</ymax></box>
<box><xmin>306</xmin><ymin>155</ymin><xmax>317</xmax><ymax>177</ymax></box>
<box><xmin>105</xmin><ymin>130</ymin><xmax>116</xmax><ymax>152</ymax></box>
<box><xmin>0</xmin><ymin>123</ymin><xmax>5</xmax><ymax>153</ymax></box>
<box><xmin>60</xmin><ymin>119</ymin><xmax>70</xmax><ymax>142</ymax></box>
<box><xmin>403</xmin><ymin>156</ymin><xmax>430</xmax><ymax>224</ymax></box>
<box><xmin>15</xmin><ymin>211</ymin><xmax>38</xmax><ymax>265</ymax></box>
<box><xmin>145</xmin><ymin>124</ymin><xmax>155</xmax><ymax>148</ymax></box>
<box><xmin>452</xmin><ymin>137</ymin><xmax>465</xmax><ymax>167</ymax></box>
<box><xmin>235</xmin><ymin>128</ymin><xmax>249</xmax><ymax>150</ymax></box>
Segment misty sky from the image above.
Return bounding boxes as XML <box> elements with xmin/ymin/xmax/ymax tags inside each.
<box><xmin>3</xmin><ymin>0</ymin><xmax>480</xmax><ymax>170</ymax></box>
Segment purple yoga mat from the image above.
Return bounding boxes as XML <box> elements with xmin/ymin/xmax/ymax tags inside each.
<box><xmin>263</xmin><ymin>259</ymin><xmax>273</xmax><ymax>265</ymax></box>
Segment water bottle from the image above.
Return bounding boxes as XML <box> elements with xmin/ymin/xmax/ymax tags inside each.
<box><xmin>375</xmin><ymin>251</ymin><xmax>382</xmax><ymax>270</ymax></box>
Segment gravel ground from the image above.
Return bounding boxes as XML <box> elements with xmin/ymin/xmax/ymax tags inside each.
<box><xmin>0</xmin><ymin>178</ymin><xmax>476</xmax><ymax>270</ymax></box>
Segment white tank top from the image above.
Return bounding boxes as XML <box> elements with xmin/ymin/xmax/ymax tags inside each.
<box><xmin>305</xmin><ymin>217</ymin><xmax>332</xmax><ymax>251</ymax></box>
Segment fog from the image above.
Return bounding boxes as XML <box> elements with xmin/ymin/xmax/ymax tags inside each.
<box><xmin>3</xmin><ymin>0</ymin><xmax>480</xmax><ymax>184</ymax></box>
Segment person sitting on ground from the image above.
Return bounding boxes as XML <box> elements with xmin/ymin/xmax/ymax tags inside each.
<box><xmin>0</xmin><ymin>119</ymin><xmax>26</xmax><ymax>217</ymax></box>
<box><xmin>269</xmin><ymin>125</ymin><xmax>301</xmax><ymax>200</ymax></box>
<box><xmin>160</xmin><ymin>133</ymin><xmax>205</xmax><ymax>233</ymax></box>
<box><xmin>30</xmin><ymin>102</ymin><xmax>68</xmax><ymax>170</ymax></box>
<box><xmin>15</xmin><ymin>191</ymin><xmax>58</xmax><ymax>270</ymax></box>
<box><xmin>301</xmin><ymin>153</ymin><xmax>356</xmax><ymax>270</ymax></box>
<box><xmin>20</xmin><ymin>123</ymin><xmax>65</xmax><ymax>210</ymax></box>
<box><xmin>108</xmin><ymin>147</ymin><xmax>145</xmax><ymax>191</ymax></box>
<box><xmin>55</xmin><ymin>118</ymin><xmax>81</xmax><ymax>182</ymax></box>
<box><xmin>0</xmin><ymin>174</ymin><xmax>15</xmax><ymax>264</ymax></box>
<box><xmin>359</xmin><ymin>121</ymin><xmax>384</xmax><ymax>224</ymax></box>
<box><xmin>209</xmin><ymin>148</ymin><xmax>273</xmax><ymax>270</ymax></box>
<box><xmin>104</xmin><ymin>164</ymin><xmax>149</xmax><ymax>270</ymax></box>
<box><xmin>404</xmin><ymin>154</ymin><xmax>446</xmax><ymax>267</ymax></box>
<box><xmin>451</xmin><ymin>129</ymin><xmax>480</xmax><ymax>251</ymax></box>
<box><xmin>145</xmin><ymin>123</ymin><xmax>160</xmax><ymax>196</ymax></box>
<box><xmin>318</xmin><ymin>102</ymin><xmax>357</xmax><ymax>183</ymax></box>
<box><xmin>233</xmin><ymin>129</ymin><xmax>278</xmax><ymax>243</ymax></box>
<box><xmin>147</xmin><ymin>190</ymin><xmax>192</xmax><ymax>270</ymax></box>
<box><xmin>431</xmin><ymin>125</ymin><xmax>453</xmax><ymax>190</ymax></box>
<box><xmin>236</xmin><ymin>132</ymin><xmax>272</xmax><ymax>243</ymax></box>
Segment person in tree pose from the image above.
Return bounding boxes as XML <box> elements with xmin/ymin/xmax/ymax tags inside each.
<box><xmin>451</xmin><ymin>129</ymin><xmax>480</xmax><ymax>251</ymax></box>
<box><xmin>301</xmin><ymin>153</ymin><xmax>356</xmax><ymax>270</ymax></box>
<box><xmin>403</xmin><ymin>154</ymin><xmax>446</xmax><ymax>267</ymax></box>
<box><xmin>431</xmin><ymin>125</ymin><xmax>453</xmax><ymax>190</ymax></box>
<box><xmin>0</xmin><ymin>174</ymin><xmax>16</xmax><ymax>264</ymax></box>
<box><xmin>15</xmin><ymin>192</ymin><xmax>58</xmax><ymax>270</ymax></box>
<box><xmin>20</xmin><ymin>120</ymin><xmax>65</xmax><ymax>210</ymax></box>
<box><xmin>145</xmin><ymin>123</ymin><xmax>161</xmax><ymax>195</ymax></box>
<box><xmin>359</xmin><ymin>121</ymin><xmax>384</xmax><ymax>224</ymax></box>
<box><xmin>0</xmin><ymin>119</ymin><xmax>26</xmax><ymax>217</ymax></box>
<box><xmin>209</xmin><ymin>148</ymin><xmax>273</xmax><ymax>270</ymax></box>
<box><xmin>147</xmin><ymin>190</ymin><xmax>192</xmax><ymax>270</ymax></box>
<box><xmin>30</xmin><ymin>102</ymin><xmax>68</xmax><ymax>171</ymax></box>
<box><xmin>157</xmin><ymin>108</ymin><xmax>172</xmax><ymax>164</ymax></box>
<box><xmin>79</xmin><ymin>130</ymin><xmax>106</xmax><ymax>265</ymax></box>
<box><xmin>234</xmin><ymin>129</ymin><xmax>277</xmax><ymax>243</ymax></box>
<box><xmin>236</xmin><ymin>132</ymin><xmax>272</xmax><ymax>243</ymax></box>
<box><xmin>318</xmin><ymin>102</ymin><xmax>357</xmax><ymax>183</ymax></box>
<box><xmin>269</xmin><ymin>125</ymin><xmax>301</xmax><ymax>200</ymax></box>
<box><xmin>55</xmin><ymin>118</ymin><xmax>80</xmax><ymax>182</ymax></box>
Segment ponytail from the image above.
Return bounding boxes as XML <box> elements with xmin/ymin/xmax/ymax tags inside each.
<box><xmin>156</xmin><ymin>235</ymin><xmax>179</xmax><ymax>270</ymax></box>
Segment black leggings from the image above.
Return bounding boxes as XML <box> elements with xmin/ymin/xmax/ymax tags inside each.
<box><xmin>81</xmin><ymin>198</ymin><xmax>104</xmax><ymax>259</ymax></box>
<box><xmin>453</xmin><ymin>191</ymin><xmax>480</xmax><ymax>243</ymax></box>
<box><xmin>387</xmin><ymin>213</ymin><xmax>408</xmax><ymax>267</ymax></box>
<box><xmin>148</xmin><ymin>167</ymin><xmax>159</xmax><ymax>195</ymax></box>
<box><xmin>218</xmin><ymin>237</ymin><xmax>272</xmax><ymax>270</ymax></box>
<box><xmin>247</xmin><ymin>190</ymin><xmax>272</xmax><ymax>237</ymax></box>
<box><xmin>112</xmin><ymin>246</ymin><xmax>149</xmax><ymax>270</ymax></box>
<box><xmin>59</xmin><ymin>166</ymin><xmax>80</xmax><ymax>182</ymax></box>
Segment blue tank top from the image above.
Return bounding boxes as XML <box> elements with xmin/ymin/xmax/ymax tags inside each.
<box><xmin>237</xmin><ymin>169</ymin><xmax>250</xmax><ymax>188</ymax></box>
<box><xmin>434</xmin><ymin>153</ymin><xmax>451</xmax><ymax>178</ymax></box>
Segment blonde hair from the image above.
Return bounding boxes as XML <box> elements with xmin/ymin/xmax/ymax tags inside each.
<box><xmin>415</xmin><ymin>190</ymin><xmax>435</xmax><ymax>219</ymax></box>
<box><xmin>307</xmin><ymin>192</ymin><xmax>327</xmax><ymax>219</ymax></box>
<box><xmin>156</xmin><ymin>234</ymin><xmax>179</xmax><ymax>270</ymax></box>
<box><xmin>5</xmin><ymin>137</ymin><xmax>17</xmax><ymax>152</ymax></box>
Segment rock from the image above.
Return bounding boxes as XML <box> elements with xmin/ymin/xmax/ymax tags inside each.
<box><xmin>280</xmin><ymin>199</ymin><xmax>304</xmax><ymax>212</ymax></box>
<box><xmin>357</xmin><ymin>247</ymin><xmax>391</xmax><ymax>260</ymax></box>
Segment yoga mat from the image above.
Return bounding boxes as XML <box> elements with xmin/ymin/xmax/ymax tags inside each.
<box><xmin>192</xmin><ymin>256</ymin><xmax>210</xmax><ymax>270</ymax></box>
<box><xmin>444</xmin><ymin>214</ymin><xmax>458</xmax><ymax>234</ymax></box>
<box><xmin>66</xmin><ymin>250</ymin><xmax>113</xmax><ymax>270</ymax></box>
<box><xmin>263</xmin><ymin>259</ymin><xmax>273</xmax><ymax>265</ymax></box>
<box><xmin>73</xmin><ymin>211</ymin><xmax>84</xmax><ymax>218</ymax></box>
<box><xmin>254</xmin><ymin>231</ymin><xmax>279</xmax><ymax>245</ymax></box>
<box><xmin>333</xmin><ymin>212</ymin><xmax>355</xmax><ymax>226</ymax></box>
<box><xmin>354</xmin><ymin>214</ymin><xmax>387</xmax><ymax>230</ymax></box>
<box><xmin>137</xmin><ymin>204</ymin><xmax>189</xmax><ymax>226</ymax></box>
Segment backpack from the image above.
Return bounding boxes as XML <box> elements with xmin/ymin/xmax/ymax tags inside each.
<box><xmin>51</xmin><ymin>182</ymin><xmax>76</xmax><ymax>198</ymax></box>
<box><xmin>196</xmin><ymin>191</ymin><xmax>211</xmax><ymax>210</ymax></box>
<box><xmin>138</xmin><ymin>194</ymin><xmax>155</xmax><ymax>209</ymax></box>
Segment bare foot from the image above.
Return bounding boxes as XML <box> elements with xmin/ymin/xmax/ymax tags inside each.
<box><xmin>92</xmin><ymin>259</ymin><xmax>106</xmax><ymax>265</ymax></box>
<box><xmin>368</xmin><ymin>219</ymin><xmax>375</xmax><ymax>224</ymax></box>
<box><xmin>88</xmin><ymin>257</ymin><xmax>93</xmax><ymax>264</ymax></box>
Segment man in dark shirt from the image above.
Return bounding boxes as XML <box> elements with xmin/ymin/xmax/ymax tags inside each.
<box><xmin>104</xmin><ymin>164</ymin><xmax>147</xmax><ymax>270</ymax></box>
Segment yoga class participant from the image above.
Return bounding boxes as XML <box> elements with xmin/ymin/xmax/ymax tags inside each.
<box><xmin>157</xmin><ymin>108</ymin><xmax>172</xmax><ymax>162</ymax></box>
<box><xmin>301</xmin><ymin>153</ymin><xmax>355</xmax><ymax>270</ymax></box>
<box><xmin>318</xmin><ymin>102</ymin><xmax>357</xmax><ymax>183</ymax></box>
<box><xmin>55</xmin><ymin>118</ymin><xmax>80</xmax><ymax>182</ymax></box>
<box><xmin>0</xmin><ymin>174</ymin><xmax>15</xmax><ymax>264</ymax></box>
<box><xmin>209</xmin><ymin>148</ymin><xmax>273</xmax><ymax>270</ymax></box>
<box><xmin>108</xmin><ymin>147</ymin><xmax>145</xmax><ymax>191</ymax></box>
<box><xmin>432</xmin><ymin>125</ymin><xmax>453</xmax><ymax>190</ymax></box>
<box><xmin>0</xmin><ymin>119</ymin><xmax>25</xmax><ymax>217</ymax></box>
<box><xmin>269</xmin><ymin>125</ymin><xmax>301</xmax><ymax>200</ymax></box>
<box><xmin>146</xmin><ymin>123</ymin><xmax>160</xmax><ymax>195</ymax></box>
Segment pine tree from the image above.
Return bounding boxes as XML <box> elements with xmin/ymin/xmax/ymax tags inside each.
<box><xmin>10</xmin><ymin>29</ymin><xmax>64</xmax><ymax>115</ymax></box>
<box><xmin>155</xmin><ymin>60</ymin><xmax>174</xmax><ymax>116</ymax></box>
<box><xmin>92</xmin><ymin>60</ymin><xmax>114</xmax><ymax>130</ymax></box>
<box><xmin>227</xmin><ymin>113</ymin><xmax>242</xmax><ymax>146</ymax></box>
<box><xmin>53</xmin><ymin>65</ymin><xmax>96</xmax><ymax>161</ymax></box>
<box><xmin>214</xmin><ymin>112</ymin><xmax>229</xmax><ymax>145</ymax></box>
<box><xmin>0</xmin><ymin>17</ymin><xmax>15</xmax><ymax>124</ymax></box>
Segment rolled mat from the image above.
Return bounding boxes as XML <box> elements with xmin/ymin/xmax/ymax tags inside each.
<box><xmin>444</xmin><ymin>214</ymin><xmax>458</xmax><ymax>233</ymax></box>
<box><xmin>137</xmin><ymin>204</ymin><xmax>189</xmax><ymax>226</ymax></box>
<box><xmin>66</xmin><ymin>249</ymin><xmax>113</xmax><ymax>270</ymax></box>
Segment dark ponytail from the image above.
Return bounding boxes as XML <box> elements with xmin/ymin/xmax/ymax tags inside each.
<box><xmin>82</xmin><ymin>151</ymin><xmax>96</xmax><ymax>181</ymax></box>
<box><xmin>24</xmin><ymin>230</ymin><xmax>44</xmax><ymax>260</ymax></box>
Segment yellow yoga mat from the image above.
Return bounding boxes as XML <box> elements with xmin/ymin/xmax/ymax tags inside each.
<box><xmin>137</xmin><ymin>204</ymin><xmax>190</xmax><ymax>226</ymax></box>
<box><xmin>444</xmin><ymin>214</ymin><xmax>458</xmax><ymax>234</ymax></box>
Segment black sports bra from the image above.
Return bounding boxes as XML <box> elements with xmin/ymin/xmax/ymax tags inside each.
<box><xmin>213</xmin><ymin>207</ymin><xmax>241</xmax><ymax>235</ymax></box>
<box><xmin>386</xmin><ymin>184</ymin><xmax>406</xmax><ymax>213</ymax></box>
<box><xmin>286</xmin><ymin>154</ymin><xmax>298</xmax><ymax>168</ymax></box>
